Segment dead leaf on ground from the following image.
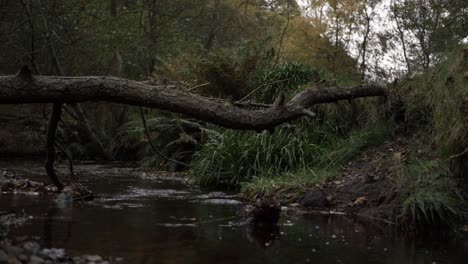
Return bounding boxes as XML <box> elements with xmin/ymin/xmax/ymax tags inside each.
<box><xmin>353</xmin><ymin>197</ymin><xmax>368</xmax><ymax>207</ymax></box>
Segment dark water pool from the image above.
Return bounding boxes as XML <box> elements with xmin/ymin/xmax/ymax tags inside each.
<box><xmin>0</xmin><ymin>164</ymin><xmax>466</xmax><ymax>263</ymax></box>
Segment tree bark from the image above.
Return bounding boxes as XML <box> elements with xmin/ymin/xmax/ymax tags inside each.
<box><xmin>45</xmin><ymin>102</ymin><xmax>64</xmax><ymax>191</ymax></box>
<box><xmin>0</xmin><ymin>72</ymin><xmax>387</xmax><ymax>131</ymax></box>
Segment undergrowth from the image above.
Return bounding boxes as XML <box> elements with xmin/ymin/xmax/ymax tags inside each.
<box><xmin>191</xmin><ymin>47</ymin><xmax>467</xmax><ymax>229</ymax></box>
<box><xmin>394</xmin><ymin>47</ymin><xmax>467</xmax><ymax>227</ymax></box>
<box><xmin>397</xmin><ymin>159</ymin><xmax>465</xmax><ymax>226</ymax></box>
<box><xmin>191</xmin><ymin>121</ymin><xmax>391</xmax><ymax>190</ymax></box>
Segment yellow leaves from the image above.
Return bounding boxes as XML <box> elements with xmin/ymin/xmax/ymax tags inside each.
<box><xmin>353</xmin><ymin>196</ymin><xmax>368</xmax><ymax>206</ymax></box>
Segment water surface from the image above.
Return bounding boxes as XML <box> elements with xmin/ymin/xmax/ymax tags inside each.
<box><xmin>1</xmin><ymin>163</ymin><xmax>465</xmax><ymax>263</ymax></box>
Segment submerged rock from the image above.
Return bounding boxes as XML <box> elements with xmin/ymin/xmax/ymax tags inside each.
<box><xmin>298</xmin><ymin>189</ymin><xmax>330</xmax><ymax>209</ymax></box>
<box><xmin>245</xmin><ymin>198</ymin><xmax>281</xmax><ymax>225</ymax></box>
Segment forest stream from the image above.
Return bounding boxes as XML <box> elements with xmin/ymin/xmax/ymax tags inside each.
<box><xmin>0</xmin><ymin>162</ymin><xmax>466</xmax><ymax>264</ymax></box>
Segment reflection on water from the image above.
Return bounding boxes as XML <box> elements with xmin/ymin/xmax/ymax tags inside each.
<box><xmin>0</xmin><ymin>165</ymin><xmax>466</xmax><ymax>264</ymax></box>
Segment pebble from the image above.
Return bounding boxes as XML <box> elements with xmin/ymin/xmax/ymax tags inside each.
<box><xmin>23</xmin><ymin>242</ymin><xmax>40</xmax><ymax>254</ymax></box>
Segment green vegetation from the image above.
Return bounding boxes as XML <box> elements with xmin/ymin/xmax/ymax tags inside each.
<box><xmin>397</xmin><ymin>160</ymin><xmax>464</xmax><ymax>226</ymax></box>
<box><xmin>0</xmin><ymin>0</ymin><xmax>466</xmax><ymax>230</ymax></box>
<box><xmin>191</xmin><ymin>48</ymin><xmax>467</xmax><ymax>227</ymax></box>
<box><xmin>242</xmin><ymin>167</ymin><xmax>338</xmax><ymax>200</ymax></box>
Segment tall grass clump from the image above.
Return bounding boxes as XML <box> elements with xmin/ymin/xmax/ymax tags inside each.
<box><xmin>247</xmin><ymin>62</ymin><xmax>313</xmax><ymax>102</ymax></box>
<box><xmin>317</xmin><ymin>122</ymin><xmax>393</xmax><ymax>168</ymax></box>
<box><xmin>397</xmin><ymin>160</ymin><xmax>465</xmax><ymax>226</ymax></box>
<box><xmin>191</xmin><ymin>125</ymin><xmax>326</xmax><ymax>187</ymax></box>
<box><xmin>191</xmin><ymin>120</ymin><xmax>392</xmax><ymax>189</ymax></box>
<box><xmin>393</xmin><ymin>47</ymin><xmax>467</xmax><ymax>226</ymax></box>
<box><xmin>401</xmin><ymin>47</ymin><xmax>467</xmax><ymax>160</ymax></box>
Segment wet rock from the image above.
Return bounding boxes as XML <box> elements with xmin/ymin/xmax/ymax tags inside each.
<box><xmin>23</xmin><ymin>241</ymin><xmax>40</xmax><ymax>254</ymax></box>
<box><xmin>245</xmin><ymin>198</ymin><xmax>281</xmax><ymax>225</ymax></box>
<box><xmin>41</xmin><ymin>248</ymin><xmax>65</xmax><ymax>261</ymax></box>
<box><xmin>85</xmin><ymin>255</ymin><xmax>102</xmax><ymax>262</ymax></box>
<box><xmin>298</xmin><ymin>189</ymin><xmax>330</xmax><ymax>209</ymax></box>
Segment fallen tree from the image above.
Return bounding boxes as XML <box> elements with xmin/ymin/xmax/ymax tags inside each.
<box><xmin>0</xmin><ymin>67</ymin><xmax>387</xmax><ymax>189</ymax></box>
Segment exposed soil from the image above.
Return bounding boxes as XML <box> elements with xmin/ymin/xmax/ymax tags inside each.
<box><xmin>319</xmin><ymin>137</ymin><xmax>409</xmax><ymax>224</ymax></box>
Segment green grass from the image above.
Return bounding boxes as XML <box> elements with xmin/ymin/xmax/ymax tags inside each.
<box><xmin>400</xmin><ymin>48</ymin><xmax>467</xmax><ymax>159</ymax></box>
<box><xmin>239</xmin><ymin>123</ymin><xmax>391</xmax><ymax>198</ymax></box>
<box><xmin>241</xmin><ymin>167</ymin><xmax>338</xmax><ymax>200</ymax></box>
<box><xmin>317</xmin><ymin>122</ymin><xmax>392</xmax><ymax>168</ymax></box>
<box><xmin>191</xmin><ymin>125</ymin><xmax>327</xmax><ymax>187</ymax></box>
<box><xmin>397</xmin><ymin>159</ymin><xmax>465</xmax><ymax>226</ymax></box>
<box><xmin>191</xmin><ymin>119</ymin><xmax>392</xmax><ymax>194</ymax></box>
<box><xmin>391</xmin><ymin>47</ymin><xmax>467</xmax><ymax>226</ymax></box>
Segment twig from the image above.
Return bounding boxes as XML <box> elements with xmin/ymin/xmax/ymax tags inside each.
<box><xmin>188</xmin><ymin>82</ymin><xmax>210</xmax><ymax>92</ymax></box>
<box><xmin>236</xmin><ymin>78</ymin><xmax>291</xmax><ymax>103</ymax></box>
<box><xmin>447</xmin><ymin>146</ymin><xmax>468</xmax><ymax>161</ymax></box>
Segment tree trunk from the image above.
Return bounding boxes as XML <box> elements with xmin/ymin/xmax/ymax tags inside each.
<box><xmin>45</xmin><ymin>102</ymin><xmax>64</xmax><ymax>191</ymax></box>
<box><xmin>360</xmin><ymin>3</ymin><xmax>371</xmax><ymax>80</ymax></box>
<box><xmin>0</xmin><ymin>71</ymin><xmax>387</xmax><ymax>131</ymax></box>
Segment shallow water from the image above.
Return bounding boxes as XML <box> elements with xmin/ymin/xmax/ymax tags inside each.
<box><xmin>1</xmin><ymin>164</ymin><xmax>466</xmax><ymax>264</ymax></box>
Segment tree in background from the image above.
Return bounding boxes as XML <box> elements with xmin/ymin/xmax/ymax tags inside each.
<box><xmin>389</xmin><ymin>0</ymin><xmax>468</xmax><ymax>74</ymax></box>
